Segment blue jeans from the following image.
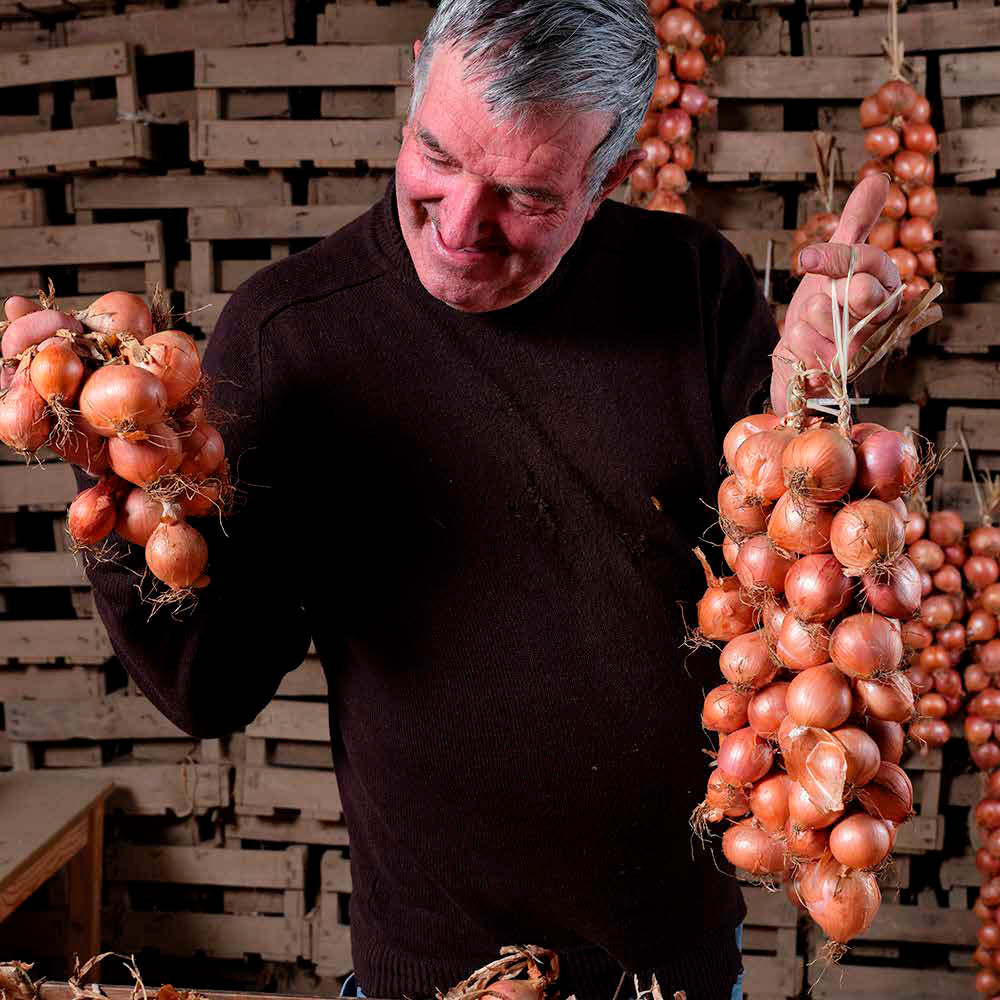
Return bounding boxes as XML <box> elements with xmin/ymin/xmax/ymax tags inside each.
<box><xmin>339</xmin><ymin>927</ymin><xmax>743</xmax><ymax>1000</ymax></box>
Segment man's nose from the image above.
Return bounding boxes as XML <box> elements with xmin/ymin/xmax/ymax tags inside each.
<box><xmin>436</xmin><ymin>181</ymin><xmax>497</xmax><ymax>250</ymax></box>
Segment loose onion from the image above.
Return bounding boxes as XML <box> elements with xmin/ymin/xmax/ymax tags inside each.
<box><xmin>798</xmin><ymin>855</ymin><xmax>881</xmax><ymax>943</ymax></box>
<box><xmin>748</xmin><ymin>681</ymin><xmax>789</xmax><ymax>739</ymax></box>
<box><xmin>785</xmin><ymin>554</ymin><xmax>853</xmax><ymax>623</ymax></box>
<box><xmin>735</xmin><ymin>534</ymin><xmax>797</xmax><ymax>595</ymax></box>
<box><xmin>830</xmin><ymin>499</ymin><xmax>905</xmax><ymax>575</ymax></box>
<box><xmin>720</xmin><ymin>630</ymin><xmax>777</xmax><ymax>689</ymax></box>
<box><xmin>829</xmin><ymin>814</ymin><xmax>892</xmax><ymax>869</ymax></box>
<box><xmin>831</xmin><ymin>613</ymin><xmax>903</xmax><ymax>679</ymax></box>
<box><xmin>785</xmin><ymin>664</ymin><xmax>852</xmax><ymax>729</ymax></box>
<box><xmin>702</xmin><ymin>684</ymin><xmax>752</xmax><ymax>734</ymax></box>
<box><xmin>80</xmin><ymin>365</ymin><xmax>168</xmax><ymax>437</ymax></box>
<box><xmin>145</xmin><ymin>514</ymin><xmax>209</xmax><ymax>589</ymax></box>
<box><xmin>857</xmin><ymin>761</ymin><xmax>913</xmax><ymax>823</ymax></box>
<box><xmin>722</xmin><ymin>819</ymin><xmax>786</xmax><ymax>875</ymax></box>
<box><xmin>108</xmin><ymin>422</ymin><xmax>183</xmax><ymax>487</ymax></box>
<box><xmin>854</xmin><ymin>671</ymin><xmax>915</xmax><ymax>722</ymax></box>
<box><xmin>767</xmin><ymin>493</ymin><xmax>833</xmax><ymax>556</ymax></box>
<box><xmin>717</xmin><ymin>726</ymin><xmax>775</xmax><ymax>784</ymax></box>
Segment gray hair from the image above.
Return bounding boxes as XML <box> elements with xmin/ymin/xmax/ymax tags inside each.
<box><xmin>408</xmin><ymin>0</ymin><xmax>658</xmax><ymax>197</ymax></box>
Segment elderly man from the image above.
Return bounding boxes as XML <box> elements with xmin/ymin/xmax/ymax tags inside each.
<box><xmin>74</xmin><ymin>1</ymin><xmax>938</xmax><ymax>998</ymax></box>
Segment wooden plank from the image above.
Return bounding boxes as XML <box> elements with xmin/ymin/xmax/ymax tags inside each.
<box><xmin>941</xmin><ymin>51</ymin><xmax>1000</xmax><ymax>99</ymax></box>
<box><xmin>696</xmin><ymin>131</ymin><xmax>865</xmax><ymax>177</ymax></box>
<box><xmin>194</xmin><ymin>120</ymin><xmax>400</xmax><ymax>167</ymax></box>
<box><xmin>809</xmin><ymin>965</ymin><xmax>974</xmax><ymax>998</ymax></box>
<box><xmin>743</xmin><ymin>886</ymin><xmax>800</xmax><ymax>927</ymax></box>
<box><xmin>66</xmin><ymin>0</ymin><xmax>287</xmax><ymax>55</ymax></box>
<box><xmin>893</xmin><ymin>814</ymin><xmax>944</xmax><ymax>853</ymax></box>
<box><xmin>314</xmin><ymin>916</ymin><xmax>352</xmax><ymax>975</ymax></box>
<box><xmin>174</xmin><ymin>259</ymin><xmax>267</xmax><ymax>293</ymax></box>
<box><xmin>188</xmin><ymin>204</ymin><xmax>366</xmax><ymax>240</ymax></box>
<box><xmin>185</xmin><ymin>290</ymin><xmax>228</xmax><ymax>332</ymax></box>
<box><xmin>110</xmin><ymin>910</ymin><xmax>310</xmax><ymax>961</ymax></box>
<box><xmin>246</xmin><ymin>701</ymin><xmax>329</xmax><ymax>742</ymax></box>
<box><xmin>267</xmin><ymin>740</ymin><xmax>333</xmax><ymax>769</ymax></box>
<box><xmin>856</xmin><ymin>404</ymin><xmax>919</xmax><ymax>432</ymax></box>
<box><xmin>59</xmin><ymin>763</ymin><xmax>227</xmax><ymax>815</ymax></box>
<box><xmin>742</xmin><ymin>954</ymin><xmax>802</xmax><ymax>997</ymax></box>
<box><xmin>943</xmin><ymin>230</ymin><xmax>1000</xmax><ymax>272</ymax></box>
<box><xmin>0</xmin><ymin>115</ymin><xmax>51</xmax><ymax>135</ymax></box>
<box><xmin>72</xmin><ymin>90</ymin><xmax>198</xmax><ymax>128</ymax></box>
<box><xmin>321</xmin><ymin>87</ymin><xmax>397</xmax><ymax>119</ymax></box>
<box><xmin>0</xmin><ymin>28</ymin><xmax>52</xmax><ymax>50</ymax></box>
<box><xmin>226</xmin><ymin>814</ymin><xmax>349</xmax><ymax>846</ymax></box>
<box><xmin>859</xmin><ymin>902</ymin><xmax>977</xmax><ymax>945</ymax></box>
<box><xmin>0</xmin><ymin>666</ymin><xmax>104</xmax><ymax>701</ymax></box>
<box><xmin>320</xmin><ymin>850</ymin><xmax>351</xmax><ymax>894</ymax></box>
<box><xmin>308</xmin><ymin>172</ymin><xmax>390</xmax><ymax>205</ymax></box>
<box><xmin>929</xmin><ymin>302</ymin><xmax>1000</xmax><ymax>353</ymax></box>
<box><xmin>884</xmin><ymin>357</ymin><xmax>1000</xmax><ymax>403</ymax></box>
<box><xmin>0</xmin><ymin>123</ymin><xmax>151</xmax><ymax>175</ymax></box>
<box><xmin>75</xmin><ymin>172</ymin><xmax>289</xmax><ymax>210</ymax></box>
<box><xmin>0</xmin><ymin>464</ymin><xmax>75</xmax><ymax>512</ymax></box>
<box><xmin>934</xmin><ymin>479</ymin><xmax>989</xmax><ymax>526</ymax></box>
<box><xmin>0</xmin><ymin>221</ymin><xmax>163</xmax><ymax>269</ymax></box>
<box><xmin>940</xmin><ymin>127</ymin><xmax>1000</xmax><ymax>176</ymax></box>
<box><xmin>706</xmin><ymin>56</ymin><xmax>926</xmax><ymax>100</ymax></box>
<box><xmin>236</xmin><ymin>765</ymin><xmax>342</xmax><ymax>820</ymax></box>
<box><xmin>6</xmin><ymin>695</ymin><xmax>187</xmax><ymax>742</ymax></box>
<box><xmin>106</xmin><ymin>844</ymin><xmax>306</xmax><ymax>889</ymax></box>
<box><xmin>0</xmin><ymin>620</ymin><xmax>112</xmax><ymax>664</ymax></box>
<box><xmin>316</xmin><ymin>3</ymin><xmax>433</xmax><ymax>45</ymax></box>
<box><xmin>77</xmin><ymin>265</ymin><xmax>147</xmax><ymax>293</ymax></box>
<box><xmin>720</xmin><ymin>11</ymin><xmax>786</xmax><ymax>57</ymax></box>
<box><xmin>949</xmin><ymin>773</ymin><xmax>981</xmax><ymax>809</ymax></box>
<box><xmin>195</xmin><ymin>44</ymin><xmax>412</xmax><ymax>88</ymax></box>
<box><xmin>0</xmin><ymin>186</ymin><xmax>45</xmax><ymax>227</ymax></box>
<box><xmin>723</xmin><ymin>229</ymin><xmax>791</xmax><ymax>270</ymax></box>
<box><xmin>686</xmin><ymin>186</ymin><xmax>785</xmax><ymax>229</ymax></box>
<box><xmin>40</xmin><ymin>745</ymin><xmax>103</xmax><ymax>768</ymax></box>
<box><xmin>0</xmin><ymin>42</ymin><xmax>128</xmax><ymax>89</ymax></box>
<box><xmin>940</xmin><ymin>856</ymin><xmax>980</xmax><ymax>890</ymax></box>
<box><xmin>965</xmin><ymin>95</ymin><xmax>1000</xmax><ymax>130</ymax></box>
<box><xmin>0</xmin><ymin>551</ymin><xmax>88</xmax><ymax>587</ymax></box>
<box><xmin>275</xmin><ymin>657</ymin><xmax>326</xmax><ymax>697</ymax></box>
<box><xmin>809</xmin><ymin>7</ymin><xmax>1000</xmax><ymax>54</ymax></box>
<box><xmin>0</xmin><ymin>269</ymin><xmax>43</xmax><ymax>296</ymax></box>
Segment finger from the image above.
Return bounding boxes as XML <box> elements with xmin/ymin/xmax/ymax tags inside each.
<box><xmin>831</xmin><ymin>173</ymin><xmax>890</xmax><ymax>245</ymax></box>
<box><xmin>797</xmin><ymin>242</ymin><xmax>901</xmax><ymax>293</ymax></box>
<box><xmin>779</xmin><ymin>319</ymin><xmax>836</xmax><ymax>376</ymax></box>
<box><xmin>828</xmin><ymin>272</ymin><xmax>899</xmax><ymax>325</ymax></box>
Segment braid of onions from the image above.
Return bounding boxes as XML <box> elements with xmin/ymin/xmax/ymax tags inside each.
<box><xmin>0</xmin><ymin>288</ymin><xmax>233</xmax><ymax>609</ymax></box>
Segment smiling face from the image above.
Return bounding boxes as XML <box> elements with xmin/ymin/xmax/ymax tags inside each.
<box><xmin>395</xmin><ymin>44</ymin><xmax>629</xmax><ymax>313</ymax></box>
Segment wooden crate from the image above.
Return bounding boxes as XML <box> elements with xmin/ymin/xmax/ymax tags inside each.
<box><xmin>316</xmin><ymin>1</ymin><xmax>433</xmax><ymax>45</ymax></box>
<box><xmin>191</xmin><ymin>44</ymin><xmax>411</xmax><ymax>169</ymax></box>
<box><xmin>226</xmin><ymin>813</ymin><xmax>349</xmax><ymax>848</ymax></box>
<box><xmin>696</xmin><ymin>130</ymin><xmax>865</xmax><ymax>182</ymax></box>
<box><xmin>894</xmin><ymin>747</ymin><xmax>945</xmax><ymax>855</ymax></box>
<box><xmin>235</xmin><ymin>764</ymin><xmax>342</xmax><ymax>823</ymax></box>
<box><xmin>184</xmin><ymin>204</ymin><xmax>367</xmax><ymax>332</ymax></box>
<box><xmin>0</xmin><ymin>42</ymin><xmax>151</xmax><ymax>177</ymax></box>
<box><xmin>741</xmin><ymin>887</ymin><xmax>805</xmax><ymax>999</ymax></box>
<box><xmin>687</xmin><ymin>186</ymin><xmax>786</xmax><ymax>231</ymax></box>
<box><xmin>0</xmin><ymin>185</ymin><xmax>46</xmax><ymax>227</ymax></box>
<box><xmin>939</xmin><ymin>52</ymin><xmax>1000</xmax><ymax>181</ymax></box>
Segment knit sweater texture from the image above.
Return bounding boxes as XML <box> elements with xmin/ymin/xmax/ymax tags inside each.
<box><xmin>80</xmin><ymin>180</ymin><xmax>779</xmax><ymax>1000</ymax></box>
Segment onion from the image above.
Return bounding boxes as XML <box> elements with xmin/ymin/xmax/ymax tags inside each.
<box><xmin>51</xmin><ymin>413</ymin><xmax>110</xmax><ymax>477</ymax></box>
<box><xmin>929</xmin><ymin>510</ymin><xmax>964</xmax><ymax>546</ymax></box>
<box><xmin>864</xmin><ymin>718</ymin><xmax>904</xmax><ymax>764</ymax></box>
<box><xmin>967</xmin><ymin>715</ymin><xmax>994</xmax><ymax>746</ymax></box>
<box><xmin>908</xmin><ymin>95</ymin><xmax>932</xmax><ymax>123</ymax></box>
<box><xmin>829</xmin><ymin>814</ymin><xmax>892</xmax><ymax>869</ymax></box>
<box><xmin>723</xmin><ymin>535</ymin><xmax>740</xmax><ymax>571</ymax></box>
<box><xmin>671</xmin><ymin>141</ymin><xmax>695</xmax><ymax>171</ymax></box>
<box><xmin>945</xmin><ymin>543</ymin><xmax>968</xmax><ymax>567</ymax></box>
<box><xmin>641</xmin><ymin>137</ymin><xmax>670</xmax><ymax>169</ymax></box>
<box><xmin>767</xmin><ymin>493</ymin><xmax>834</xmax><ymax>555</ymax></box>
<box><xmin>978</xmin><ymin>969</ymin><xmax>1000</xmax><ymax>995</ymax></box>
<box><xmin>108</xmin><ymin>422</ymin><xmax>183</xmax><ymax>487</ymax></box>
<box><xmin>762</xmin><ymin>597</ymin><xmax>789</xmax><ymax>644</ymax></box>
<box><xmin>145</xmin><ymin>514</ymin><xmax>209</xmax><ymax>589</ymax></box>
<box><xmin>903</xmin><ymin>511</ymin><xmax>926</xmax><ymax>544</ymax></box>
<box><xmin>916</xmin><ymin>692</ymin><xmax>948</xmax><ymax>719</ymax></box>
<box><xmin>630</xmin><ymin>163</ymin><xmax>655</xmax><ymax>193</ymax></box>
<box><xmin>893</xmin><ymin>149</ymin><xmax>929</xmax><ymax>185</ymax></box>
<box><xmin>68</xmin><ymin>475</ymin><xmax>125</xmax><ymax>546</ymax></box>
<box><xmin>0</xmin><ymin>356</ymin><xmax>52</xmax><ymax>454</ymax></box>
<box><xmin>720</xmin><ymin>631</ymin><xmax>777</xmax><ymax>689</ymax></box>
<box><xmin>972</xmin><ymin>526</ymin><xmax>1000</xmax><ymax>559</ymax></box>
<box><xmin>723</xmin><ymin>413</ymin><xmax>781</xmax><ymax>470</ymax></box>
<box><xmin>907</xmin><ymin>185</ymin><xmax>938</xmax><ymax>219</ymax></box>
<box><xmin>787</xmin><ymin>779</ymin><xmax>843</xmax><ymax>830</ymax></box>
<box><xmin>832</xmin><ymin>725</ymin><xmax>881</xmax><ymax>786</ymax></box>
<box><xmin>782</xmin><ymin>427</ymin><xmax>856</xmax><ymax>503</ymax></box>
<box><xmin>704</xmin><ymin>768</ymin><xmax>750</xmax><ymax>821</ymax></box>
<box><xmin>722</xmin><ymin>819</ymin><xmax>786</xmax><ymax>875</ymax></box>
<box><xmin>785</xmin><ymin>664</ymin><xmax>852</xmax><ymax>730</ymax></box>
<box><xmin>798</xmin><ymin>855</ymin><xmax>880</xmax><ymax>943</ymax></box>
<box><xmin>857</xmin><ymin>762</ymin><xmax>913</xmax><ymax>822</ymax></box>
<box><xmin>781</xmin><ymin>725</ymin><xmax>848</xmax><ymax>813</ymax></box>
<box><xmin>649</xmin><ymin>76</ymin><xmax>681</xmax><ymax>111</ymax></box>
<box><xmin>719</xmin><ymin>475</ymin><xmax>770</xmax><ymax>537</ymax></box>
<box><xmin>901</xmin><ymin>619</ymin><xmax>933</xmax><ymax>650</ymax></box>
<box><xmin>969</xmin><ymin>611</ymin><xmax>998</xmax><ymax>643</ymax></box>
<box><xmin>678</xmin><ymin>83</ymin><xmax>710</xmax><ymax>117</ymax></box>
<box><xmin>702</xmin><ymin>684</ymin><xmax>752</xmax><ymax>734</ymax></box>
<box><xmin>902</xmin><ymin>122</ymin><xmax>938</xmax><ymax>153</ymax></box>
<box><xmin>853</xmin><ymin>428</ymin><xmax>919</xmax><ymax>502</ymax></box>
<box><xmin>876</xmin><ymin>80</ymin><xmax>918</xmax><ymax>117</ymax></box>
<box><xmin>656</xmin><ymin>108</ymin><xmax>692</xmax><ymax>143</ymax></box>
<box><xmin>932</xmin><ymin>666</ymin><xmax>963</xmax><ymax>698</ymax></box>
<box><xmin>978</xmin><ymin>848</ymin><xmax>1000</xmax><ymax>876</ymax></box>
<box><xmin>4</xmin><ymin>295</ymin><xmax>40</xmax><ymax>322</ymax></box>
<box><xmin>938</xmin><ymin>621</ymin><xmax>966</xmax><ymax>650</ymax></box>
<box><xmin>899</xmin><ymin>217</ymin><xmax>935</xmax><ymax>253</ymax></box>
<box><xmin>785</xmin><ymin>821</ymin><xmax>829</xmax><ymax>860</ymax></box>
<box><xmin>854</xmin><ymin>671</ymin><xmax>914</xmax><ymax>722</ymax></box>
<box><xmin>968</xmin><ymin>556</ymin><xmax>1000</xmax><ymax>591</ymax></box>
<box><xmin>79</xmin><ymin>291</ymin><xmax>153</xmax><ymax>342</ymax></box>
<box><xmin>981</xmin><ymin>800</ymin><xmax>1000</xmax><ymax>832</ymax></box>
<box><xmin>981</xmin><ymin>924</ymin><xmax>1000</xmax><ymax>951</ymax></box>
<box><xmin>635</xmin><ymin>113</ymin><xmax>658</xmax><ymax>145</ymax></box>
<box><xmin>859</xmin><ymin>95</ymin><xmax>888</xmax><ymax>128</ymax></box>
<box><xmin>889</xmin><ymin>247</ymin><xmax>918</xmax><ymax>283</ymax></box>
<box><xmin>748</xmin><ymin>681</ymin><xmax>789</xmax><ymax>739</ymax></box>
<box><xmin>831</xmin><ymin>499</ymin><xmax>905</xmax><ymax>575</ymax></box>
<box><xmin>908</xmin><ymin>538</ymin><xmax>944</xmax><ymax>572</ymax></box>
<box><xmin>114</xmin><ymin>487</ymin><xmax>164</xmax><ymax>546</ymax></box>
<box><xmin>646</xmin><ymin>190</ymin><xmax>686</xmax><ymax>214</ymax></box>
<box><xmin>127</xmin><ymin>330</ymin><xmax>201</xmax><ymax>409</ymax></box>
<box><xmin>831</xmin><ymin>613</ymin><xmax>903</xmax><ymax>678</ymax></box>
<box><xmin>967</xmin><ymin>664</ymin><xmax>991</xmax><ymax>692</ymax></box>
<box><xmin>717</xmin><ymin>726</ymin><xmax>775</xmax><ymax>784</ymax></box>
<box><xmin>750</xmin><ymin>771</ymin><xmax>791</xmax><ymax>833</ymax></box>
<box><xmin>932</xmin><ymin>563</ymin><xmax>963</xmax><ymax>593</ymax></box>
<box><xmin>861</xmin><ymin>556</ymin><xmax>920</xmax><ymax>618</ymax></box>
<box><xmin>916</xmin><ymin>249</ymin><xmax>937</xmax><ymax>278</ymax></box>
<box><xmin>777</xmin><ymin>615</ymin><xmax>831</xmax><ymax>671</ymax></box>
<box><xmin>921</xmin><ymin>594</ymin><xmax>954</xmax><ymax>628</ymax></box>
<box><xmin>657</xmin><ymin>7</ymin><xmax>700</xmax><ymax>45</ymax></box>
<box><xmin>984</xmin><ymin>640</ymin><xmax>1000</xmax><ymax>674</ymax></box>
<box><xmin>735</xmin><ymin>535</ymin><xmax>796</xmax><ymax>594</ymax></box>
<box><xmin>656</xmin><ymin>163</ymin><xmax>688</xmax><ymax>193</ymax></box>
<box><xmin>80</xmin><ymin>365</ymin><xmax>168</xmax><ymax>437</ymax></box>
<box><xmin>785</xmin><ymin>554</ymin><xmax>853</xmax><ymax>623</ymax></box>
<box><xmin>908</xmin><ymin>664</ymin><xmax>934</xmax><ymax>694</ymax></box>
<box><xmin>985</xmin><ymin>584</ymin><xmax>1000</xmax><ymax>614</ymax></box>
<box><xmin>178</xmin><ymin>423</ymin><xmax>225</xmax><ymax>478</ymax></box>
<box><xmin>674</xmin><ymin>48</ymin><xmax>706</xmax><ymax>83</ymax></box>
<box><xmin>868</xmin><ymin>219</ymin><xmax>897</xmax><ymax>253</ymax></box>
<box><xmin>693</xmin><ymin>547</ymin><xmax>755</xmax><ymax>640</ymax></box>
<box><xmin>864</xmin><ymin>125</ymin><xmax>899</xmax><ymax>158</ymax></box>
<box><xmin>972</xmin><ymin>689</ymin><xmax>1000</xmax><ymax>721</ymax></box>
<box><xmin>883</xmin><ymin>183</ymin><xmax>907</xmax><ymax>220</ymax></box>
<box><xmin>733</xmin><ymin>427</ymin><xmax>794</xmax><ymax>505</ymax></box>
<box><xmin>29</xmin><ymin>340</ymin><xmax>84</xmax><ymax>405</ymax></box>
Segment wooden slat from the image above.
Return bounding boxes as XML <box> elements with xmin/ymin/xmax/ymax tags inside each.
<box><xmin>940</xmin><ymin>127</ymin><xmax>1000</xmax><ymax>177</ymax></box>
<box><xmin>194</xmin><ymin>120</ymin><xmax>400</xmax><ymax>167</ymax></box>
<box><xmin>892</xmin><ymin>814</ymin><xmax>944</xmax><ymax>853</ymax></box>
<box><xmin>929</xmin><ymin>302</ymin><xmax>1000</xmax><ymax>353</ymax></box>
<box><xmin>743</xmin><ymin>886</ymin><xmax>800</xmax><ymax>927</ymax></box>
<box><xmin>934</xmin><ymin>479</ymin><xmax>989</xmax><ymax>527</ymax></box>
<box><xmin>696</xmin><ymin>131</ymin><xmax>865</xmax><ymax>176</ymax></box>
<box><xmin>809</xmin><ymin>7</ymin><xmax>1000</xmax><ymax>55</ymax></box>
<box><xmin>316</xmin><ymin>3</ymin><xmax>433</xmax><ymax>45</ymax></box>
<box><xmin>0</xmin><ymin>123</ymin><xmax>151</xmax><ymax>175</ymax></box>
<box><xmin>860</xmin><ymin>902</ymin><xmax>977</xmax><ymax>945</ymax></box>
<box><xmin>742</xmin><ymin>955</ymin><xmax>802</xmax><ymax>997</ymax></box>
<box><xmin>320</xmin><ymin>850</ymin><xmax>351</xmax><ymax>894</ymax></box>
<box><xmin>809</xmin><ymin>965</ymin><xmax>974</xmax><ymax>998</ymax></box>
<box><xmin>106</xmin><ymin>844</ymin><xmax>306</xmax><ymax>888</ymax></box>
<box><xmin>236</xmin><ymin>765</ymin><xmax>342</xmax><ymax>820</ymax></box>
<box><xmin>0</xmin><ymin>187</ymin><xmax>45</xmax><ymax>227</ymax></box>
<box><xmin>0</xmin><ymin>28</ymin><xmax>52</xmax><ymax>50</ymax></box>
<box><xmin>723</xmin><ymin>229</ymin><xmax>791</xmax><ymax>270</ymax></box>
<box><xmin>0</xmin><ymin>221</ymin><xmax>163</xmax><ymax>268</ymax></box>
<box><xmin>685</xmin><ymin>186</ymin><xmax>785</xmax><ymax>229</ymax></box>
<box><xmin>66</xmin><ymin>0</ymin><xmax>287</xmax><ymax>55</ymax></box>
<box><xmin>308</xmin><ymin>173</ymin><xmax>391</xmax><ymax>206</ymax></box>
<box><xmin>942</xmin><ymin>230</ymin><xmax>1000</xmax><ymax>272</ymax></box>
<box><xmin>246</xmin><ymin>700</ymin><xmax>329</xmax><ymax>742</ymax></box>
<box><xmin>276</xmin><ymin>657</ymin><xmax>327</xmax><ymax>697</ymax></box>
<box><xmin>0</xmin><ymin>42</ymin><xmax>128</xmax><ymax>88</ymax></box>
<box><xmin>59</xmin><ymin>762</ymin><xmax>228</xmax><ymax>814</ymax></box>
<box><xmin>188</xmin><ymin>204</ymin><xmax>366</xmax><ymax>240</ymax></box>
<box><xmin>75</xmin><ymin>172</ymin><xmax>289</xmax><ymax>210</ymax></box>
<box><xmin>941</xmin><ymin>51</ymin><xmax>1000</xmax><ymax>99</ymax></box>
<box><xmin>72</xmin><ymin>91</ymin><xmax>198</xmax><ymax>129</ymax></box>
<box><xmin>195</xmin><ymin>44</ymin><xmax>412</xmax><ymax>88</ymax></box>
<box><xmin>0</xmin><ymin>551</ymin><xmax>88</xmax><ymax>587</ymax></box>
<box><xmin>0</xmin><ymin>620</ymin><xmax>112</xmax><ymax>664</ymax></box>
<box><xmin>856</xmin><ymin>404</ymin><xmax>919</xmax><ymax>432</ymax></box>
<box><xmin>885</xmin><ymin>357</ymin><xmax>1000</xmax><ymax>402</ymax></box>
<box><xmin>6</xmin><ymin>695</ymin><xmax>186</xmax><ymax>742</ymax></box>
<box><xmin>940</xmin><ymin>856</ymin><xmax>979</xmax><ymax>890</ymax></box>
<box><xmin>706</xmin><ymin>56</ymin><xmax>926</xmax><ymax>99</ymax></box>
<box><xmin>314</xmin><ymin>917</ymin><xmax>352</xmax><ymax>975</ymax></box>
<box><xmin>0</xmin><ymin>666</ymin><xmax>104</xmax><ymax>701</ymax></box>
<box><xmin>226</xmin><ymin>814</ymin><xmax>349</xmax><ymax>846</ymax></box>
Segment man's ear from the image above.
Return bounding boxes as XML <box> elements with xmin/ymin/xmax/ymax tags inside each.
<box><xmin>586</xmin><ymin>149</ymin><xmax>646</xmax><ymax>220</ymax></box>
<box><xmin>413</xmin><ymin>38</ymin><xmax>422</xmax><ymax>60</ymax></box>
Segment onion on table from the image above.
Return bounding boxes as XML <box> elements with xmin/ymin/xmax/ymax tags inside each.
<box><xmin>0</xmin><ymin>287</ymin><xmax>231</xmax><ymax>610</ymax></box>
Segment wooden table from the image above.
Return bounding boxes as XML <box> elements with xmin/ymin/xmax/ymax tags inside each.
<box><xmin>0</xmin><ymin>772</ymin><xmax>113</xmax><ymax>962</ymax></box>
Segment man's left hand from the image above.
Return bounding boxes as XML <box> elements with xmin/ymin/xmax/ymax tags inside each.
<box><xmin>770</xmin><ymin>173</ymin><xmax>943</xmax><ymax>416</ymax></box>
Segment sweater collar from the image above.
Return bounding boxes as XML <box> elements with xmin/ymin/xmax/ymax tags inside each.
<box><xmin>371</xmin><ymin>173</ymin><xmax>590</xmax><ymax>324</ymax></box>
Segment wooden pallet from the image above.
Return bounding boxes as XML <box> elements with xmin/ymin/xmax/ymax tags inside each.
<box><xmin>184</xmin><ymin>204</ymin><xmax>367</xmax><ymax>331</ymax></box>
<box><xmin>235</xmin><ymin>765</ymin><xmax>342</xmax><ymax>823</ymax></box>
<box><xmin>934</xmin><ymin>406</ymin><xmax>1000</xmax><ymax>523</ymax></box>
<box><xmin>682</xmin><ymin>186</ymin><xmax>787</xmax><ymax>230</ymax></box>
<box><xmin>939</xmin><ymin>52</ymin><xmax>1000</xmax><ymax>181</ymax></box>
<box><xmin>0</xmin><ymin>186</ymin><xmax>46</xmax><ymax>227</ymax></box>
<box><xmin>191</xmin><ymin>44</ymin><xmax>411</xmax><ymax>168</ymax></box>
<box><xmin>695</xmin><ymin>130</ymin><xmax>865</xmax><ymax>182</ymax></box>
<box><xmin>316</xmin><ymin>1</ymin><xmax>433</xmax><ymax>45</ymax></box>
<box><xmin>226</xmin><ymin>813</ymin><xmax>349</xmax><ymax>848</ymax></box>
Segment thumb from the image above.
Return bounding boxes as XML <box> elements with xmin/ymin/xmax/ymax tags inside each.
<box><xmin>831</xmin><ymin>173</ymin><xmax>890</xmax><ymax>246</ymax></box>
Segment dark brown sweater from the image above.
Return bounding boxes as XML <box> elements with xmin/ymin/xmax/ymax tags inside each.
<box><xmin>80</xmin><ymin>181</ymin><xmax>778</xmax><ymax>1000</ymax></box>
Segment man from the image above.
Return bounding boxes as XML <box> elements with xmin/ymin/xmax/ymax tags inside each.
<box><xmin>73</xmin><ymin>1</ymin><xmax>939</xmax><ymax>998</ymax></box>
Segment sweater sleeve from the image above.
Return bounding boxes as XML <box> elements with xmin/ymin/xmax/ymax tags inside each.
<box><xmin>706</xmin><ymin>231</ymin><xmax>781</xmax><ymax>451</ymax></box>
<box><xmin>74</xmin><ymin>295</ymin><xmax>311</xmax><ymax>738</ymax></box>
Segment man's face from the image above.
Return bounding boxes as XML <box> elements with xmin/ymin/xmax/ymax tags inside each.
<box><xmin>395</xmin><ymin>44</ymin><xmax>616</xmax><ymax>313</ymax></box>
